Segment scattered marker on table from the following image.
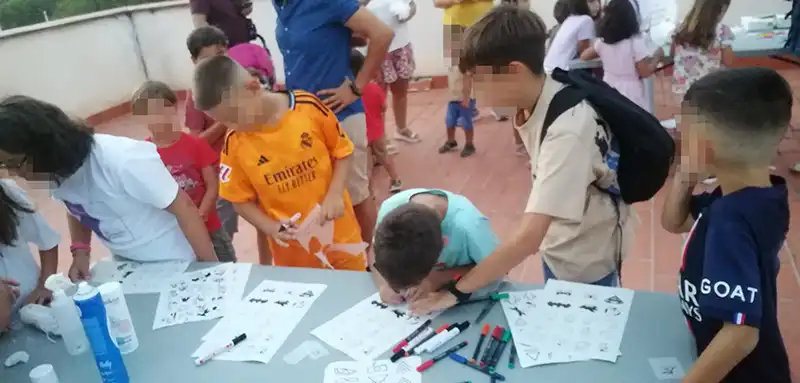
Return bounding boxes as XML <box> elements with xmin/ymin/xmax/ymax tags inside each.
<box><xmin>403</xmin><ymin>323</ymin><xmax>450</xmax><ymax>359</ymax></box>
<box><xmin>456</xmin><ymin>293</ymin><xmax>510</xmax><ymax>307</ymax></box>
<box><xmin>470</xmin><ymin>324</ymin><xmax>490</xmax><ymax>364</ymax></box>
<box><xmin>194</xmin><ymin>333</ymin><xmax>247</xmax><ymax>366</ymax></box>
<box><xmin>508</xmin><ymin>342</ymin><xmax>517</xmax><ymax>369</ymax></box>
<box><xmin>488</xmin><ymin>329</ymin><xmax>511</xmax><ymax>372</ymax></box>
<box><xmin>449</xmin><ymin>353</ymin><xmax>506</xmax><ymax>381</ymax></box>
<box><xmin>416</xmin><ymin>340</ymin><xmax>468</xmax><ymax>372</ymax></box>
<box><xmin>392</xmin><ymin>319</ymin><xmax>432</xmax><ymax>353</ymax></box>
<box><xmin>480</xmin><ymin>326</ymin><xmax>504</xmax><ymax>367</ymax></box>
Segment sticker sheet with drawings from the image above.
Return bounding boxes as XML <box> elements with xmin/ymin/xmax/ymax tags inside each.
<box><xmin>500</xmin><ymin>280</ymin><xmax>635</xmax><ymax>367</ymax></box>
<box><xmin>152</xmin><ymin>263</ymin><xmax>252</xmax><ymax>330</ymax></box>
<box><xmin>90</xmin><ymin>258</ymin><xmax>190</xmax><ymax>294</ymax></box>
<box><xmin>311</xmin><ymin>293</ymin><xmax>439</xmax><ymax>361</ymax></box>
<box><xmin>322</xmin><ymin>357</ymin><xmax>422</xmax><ymax>383</ymax></box>
<box><xmin>193</xmin><ymin>280</ymin><xmax>327</xmax><ymax>364</ymax></box>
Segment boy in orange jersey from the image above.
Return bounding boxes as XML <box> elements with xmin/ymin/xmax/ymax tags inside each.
<box><xmin>192</xmin><ymin>55</ymin><xmax>367</xmax><ymax>270</ymax></box>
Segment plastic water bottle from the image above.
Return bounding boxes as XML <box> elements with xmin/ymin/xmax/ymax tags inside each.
<box><xmin>73</xmin><ymin>282</ymin><xmax>130</xmax><ymax>383</ymax></box>
<box><xmin>98</xmin><ymin>282</ymin><xmax>138</xmax><ymax>354</ymax></box>
<box><xmin>50</xmin><ymin>290</ymin><xmax>89</xmax><ymax>356</ymax></box>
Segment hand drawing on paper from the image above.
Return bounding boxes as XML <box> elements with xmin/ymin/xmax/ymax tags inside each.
<box><xmin>312</xmin><ymin>293</ymin><xmax>439</xmax><ymax>361</ymax></box>
<box><xmin>323</xmin><ymin>358</ymin><xmax>422</xmax><ymax>383</ymax></box>
<box><xmin>192</xmin><ymin>280</ymin><xmax>327</xmax><ymax>364</ymax></box>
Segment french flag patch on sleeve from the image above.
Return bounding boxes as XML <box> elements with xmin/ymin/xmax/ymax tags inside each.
<box><xmin>733</xmin><ymin>312</ymin><xmax>747</xmax><ymax>325</ymax></box>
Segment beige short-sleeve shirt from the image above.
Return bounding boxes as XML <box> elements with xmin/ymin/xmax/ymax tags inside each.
<box><xmin>516</xmin><ymin>76</ymin><xmax>636</xmax><ymax>283</ymax></box>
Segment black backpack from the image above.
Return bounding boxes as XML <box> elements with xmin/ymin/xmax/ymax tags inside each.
<box><xmin>542</xmin><ymin>68</ymin><xmax>675</xmax><ymax>205</ymax></box>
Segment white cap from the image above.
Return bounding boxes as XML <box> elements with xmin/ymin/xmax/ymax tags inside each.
<box><xmin>29</xmin><ymin>364</ymin><xmax>60</xmax><ymax>383</ymax></box>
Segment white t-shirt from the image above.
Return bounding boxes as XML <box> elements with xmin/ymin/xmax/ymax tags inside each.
<box><xmin>52</xmin><ymin>134</ymin><xmax>194</xmax><ymax>262</ymax></box>
<box><xmin>543</xmin><ymin>15</ymin><xmax>596</xmax><ymax>73</ymax></box>
<box><xmin>0</xmin><ymin>180</ymin><xmax>61</xmax><ymax>312</ymax></box>
<box><xmin>366</xmin><ymin>0</ymin><xmax>411</xmax><ymax>52</ymax></box>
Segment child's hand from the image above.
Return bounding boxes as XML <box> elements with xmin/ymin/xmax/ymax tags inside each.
<box><xmin>379</xmin><ymin>285</ymin><xmax>405</xmax><ymax>305</ymax></box>
<box><xmin>320</xmin><ymin>194</ymin><xmax>345</xmax><ymax>223</ymax></box>
<box><xmin>460</xmin><ymin>98</ymin><xmax>470</xmax><ymax>108</ymax></box>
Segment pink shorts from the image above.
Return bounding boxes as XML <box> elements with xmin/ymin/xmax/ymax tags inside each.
<box><xmin>379</xmin><ymin>44</ymin><xmax>416</xmax><ymax>84</ymax></box>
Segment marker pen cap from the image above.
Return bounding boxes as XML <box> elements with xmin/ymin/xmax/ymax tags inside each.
<box><xmin>29</xmin><ymin>364</ymin><xmax>59</xmax><ymax>383</ymax></box>
<box><xmin>416</xmin><ymin>359</ymin><xmax>435</xmax><ymax>372</ymax></box>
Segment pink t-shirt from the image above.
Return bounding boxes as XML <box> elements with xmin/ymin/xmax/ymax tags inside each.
<box><xmin>594</xmin><ymin>35</ymin><xmax>651</xmax><ymax>112</ymax></box>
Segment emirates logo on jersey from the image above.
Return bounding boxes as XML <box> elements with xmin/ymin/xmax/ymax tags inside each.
<box><xmin>219</xmin><ymin>164</ymin><xmax>232</xmax><ymax>183</ymax></box>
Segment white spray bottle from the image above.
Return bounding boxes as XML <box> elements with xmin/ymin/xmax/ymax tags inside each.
<box><xmin>44</xmin><ymin>274</ymin><xmax>89</xmax><ymax>356</ymax></box>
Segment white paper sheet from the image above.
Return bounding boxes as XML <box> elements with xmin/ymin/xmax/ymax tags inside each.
<box><xmin>323</xmin><ymin>357</ymin><xmax>422</xmax><ymax>383</ymax></box>
<box><xmin>152</xmin><ymin>263</ymin><xmax>251</xmax><ymax>330</ymax></box>
<box><xmin>192</xmin><ymin>280</ymin><xmax>327</xmax><ymax>364</ymax></box>
<box><xmin>311</xmin><ymin>293</ymin><xmax>439</xmax><ymax>361</ymax></box>
<box><xmin>500</xmin><ymin>280</ymin><xmax>635</xmax><ymax>368</ymax></box>
<box><xmin>90</xmin><ymin>259</ymin><xmax>190</xmax><ymax>294</ymax></box>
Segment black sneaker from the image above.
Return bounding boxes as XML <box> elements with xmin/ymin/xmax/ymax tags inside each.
<box><xmin>438</xmin><ymin>140</ymin><xmax>458</xmax><ymax>153</ymax></box>
<box><xmin>460</xmin><ymin>144</ymin><xmax>476</xmax><ymax>157</ymax></box>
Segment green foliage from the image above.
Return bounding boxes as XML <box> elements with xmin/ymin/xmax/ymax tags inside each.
<box><xmin>0</xmin><ymin>0</ymin><xmax>166</xmax><ymax>30</ymax></box>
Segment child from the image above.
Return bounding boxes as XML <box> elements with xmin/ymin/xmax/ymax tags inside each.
<box><xmin>661</xmin><ymin>67</ymin><xmax>791</xmax><ymax>383</ymax></box>
<box><xmin>228</xmin><ymin>42</ymin><xmax>277</xmax><ymax>90</ymax></box>
<box><xmin>132</xmin><ymin>81</ymin><xmax>237</xmax><ymax>263</ymax></box>
<box><xmin>543</xmin><ymin>0</ymin><xmax>596</xmax><ymax>73</ymax></box>
<box><xmin>363</xmin><ymin>0</ymin><xmax>421</xmax><ymax>145</ymax></box>
<box><xmin>192</xmin><ymin>55</ymin><xmax>367</xmax><ymax>270</ymax></box>
<box><xmin>547</xmin><ymin>0</ymin><xmax>571</xmax><ymax>51</ymax></box>
<box><xmin>351</xmin><ymin>50</ymin><xmax>404</xmax><ymax>194</ymax></box>
<box><xmin>0</xmin><ymin>179</ymin><xmax>60</xmax><ymax>332</ymax></box>
<box><xmin>0</xmin><ymin>96</ymin><xmax>216</xmax><ymax>282</ymax></box>
<box><xmin>371</xmin><ymin>189</ymin><xmax>499</xmax><ymax>304</ymax></box>
<box><xmin>580</xmin><ymin>0</ymin><xmax>663</xmax><ymax>112</ymax></box>
<box><xmin>671</xmin><ymin>0</ymin><xmax>733</xmax><ymax>183</ymax></box>
<box><xmin>410</xmin><ymin>6</ymin><xmax>632</xmax><ymax>315</ymax></box>
<box><xmin>435</xmin><ymin>0</ymin><xmax>494</xmax><ymax>157</ymax></box>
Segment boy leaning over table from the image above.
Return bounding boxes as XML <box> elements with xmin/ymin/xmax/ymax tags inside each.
<box><xmin>369</xmin><ymin>189</ymin><xmax>499</xmax><ymax>304</ymax></box>
<box><xmin>661</xmin><ymin>67</ymin><xmax>791</xmax><ymax>383</ymax></box>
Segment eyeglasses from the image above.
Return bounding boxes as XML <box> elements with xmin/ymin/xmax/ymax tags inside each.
<box><xmin>0</xmin><ymin>155</ymin><xmax>27</xmax><ymax>170</ymax></box>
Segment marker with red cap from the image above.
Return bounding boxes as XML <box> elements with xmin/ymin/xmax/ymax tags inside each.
<box><xmin>479</xmin><ymin>326</ymin><xmax>504</xmax><ymax>366</ymax></box>
<box><xmin>470</xmin><ymin>324</ymin><xmax>490</xmax><ymax>363</ymax></box>
<box><xmin>416</xmin><ymin>340</ymin><xmax>468</xmax><ymax>372</ymax></box>
<box><xmin>392</xmin><ymin>319</ymin><xmax>432</xmax><ymax>353</ymax></box>
<box><xmin>391</xmin><ymin>323</ymin><xmax>449</xmax><ymax>362</ymax></box>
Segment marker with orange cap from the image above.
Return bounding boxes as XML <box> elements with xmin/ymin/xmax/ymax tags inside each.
<box><xmin>470</xmin><ymin>324</ymin><xmax>490</xmax><ymax>363</ymax></box>
<box><xmin>480</xmin><ymin>326</ymin><xmax>505</xmax><ymax>366</ymax></box>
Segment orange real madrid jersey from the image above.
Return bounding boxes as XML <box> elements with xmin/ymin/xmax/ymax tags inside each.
<box><xmin>218</xmin><ymin>91</ymin><xmax>366</xmax><ymax>270</ymax></box>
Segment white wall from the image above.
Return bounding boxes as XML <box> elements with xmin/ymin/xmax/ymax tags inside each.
<box><xmin>0</xmin><ymin>0</ymin><xmax>792</xmax><ymax>118</ymax></box>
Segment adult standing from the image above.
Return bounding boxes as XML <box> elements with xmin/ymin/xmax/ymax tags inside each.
<box><xmin>274</xmin><ymin>0</ymin><xmax>393</xmax><ymax>244</ymax></box>
<box><xmin>190</xmin><ymin>0</ymin><xmax>254</xmax><ymax>47</ymax></box>
<box><xmin>363</xmin><ymin>0</ymin><xmax>421</xmax><ymax>144</ymax></box>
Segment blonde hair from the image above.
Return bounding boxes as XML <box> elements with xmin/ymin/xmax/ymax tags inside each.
<box><xmin>673</xmin><ymin>0</ymin><xmax>730</xmax><ymax>49</ymax></box>
<box><xmin>131</xmin><ymin>81</ymin><xmax>177</xmax><ymax>115</ymax></box>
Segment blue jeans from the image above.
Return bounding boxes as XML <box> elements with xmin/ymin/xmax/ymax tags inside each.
<box><xmin>445</xmin><ymin>99</ymin><xmax>476</xmax><ymax>130</ymax></box>
<box><xmin>542</xmin><ymin>260</ymin><xmax>619</xmax><ymax>287</ymax></box>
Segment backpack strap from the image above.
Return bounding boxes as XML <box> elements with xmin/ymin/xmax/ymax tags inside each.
<box><xmin>540</xmin><ymin>86</ymin><xmax>587</xmax><ymax>144</ymax></box>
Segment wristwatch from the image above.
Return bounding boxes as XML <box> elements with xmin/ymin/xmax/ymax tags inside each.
<box><xmin>443</xmin><ymin>278</ymin><xmax>472</xmax><ymax>303</ymax></box>
<box><xmin>348</xmin><ymin>80</ymin><xmax>362</xmax><ymax>97</ymax></box>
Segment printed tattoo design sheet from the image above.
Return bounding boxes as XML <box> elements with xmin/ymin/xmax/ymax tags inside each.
<box><xmin>323</xmin><ymin>357</ymin><xmax>422</xmax><ymax>383</ymax></box>
<box><xmin>500</xmin><ymin>280</ymin><xmax>635</xmax><ymax>367</ymax></box>
<box><xmin>311</xmin><ymin>293</ymin><xmax>439</xmax><ymax>361</ymax></box>
<box><xmin>193</xmin><ymin>280</ymin><xmax>327</xmax><ymax>364</ymax></box>
<box><xmin>152</xmin><ymin>263</ymin><xmax>251</xmax><ymax>330</ymax></box>
<box><xmin>91</xmin><ymin>258</ymin><xmax>191</xmax><ymax>294</ymax></box>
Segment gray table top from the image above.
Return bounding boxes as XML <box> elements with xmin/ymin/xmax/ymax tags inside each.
<box><xmin>0</xmin><ymin>264</ymin><xmax>697</xmax><ymax>383</ymax></box>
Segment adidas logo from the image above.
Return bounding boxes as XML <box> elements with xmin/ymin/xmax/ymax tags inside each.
<box><xmin>257</xmin><ymin>156</ymin><xmax>269</xmax><ymax>165</ymax></box>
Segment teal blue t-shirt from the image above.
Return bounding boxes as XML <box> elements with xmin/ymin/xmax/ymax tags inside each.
<box><xmin>376</xmin><ymin>189</ymin><xmax>499</xmax><ymax>268</ymax></box>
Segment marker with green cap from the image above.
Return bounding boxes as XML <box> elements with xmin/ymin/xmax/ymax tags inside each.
<box><xmin>508</xmin><ymin>342</ymin><xmax>517</xmax><ymax>369</ymax></box>
<box><xmin>456</xmin><ymin>293</ymin><xmax>510</xmax><ymax>307</ymax></box>
<box><xmin>488</xmin><ymin>329</ymin><xmax>512</xmax><ymax>372</ymax></box>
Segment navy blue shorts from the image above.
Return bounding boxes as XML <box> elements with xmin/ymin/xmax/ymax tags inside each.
<box><xmin>445</xmin><ymin>99</ymin><xmax>476</xmax><ymax>130</ymax></box>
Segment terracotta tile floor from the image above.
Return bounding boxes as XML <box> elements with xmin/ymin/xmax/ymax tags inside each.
<box><xmin>17</xmin><ymin>70</ymin><xmax>800</xmax><ymax>373</ymax></box>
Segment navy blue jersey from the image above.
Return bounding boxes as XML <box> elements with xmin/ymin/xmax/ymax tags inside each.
<box><xmin>678</xmin><ymin>176</ymin><xmax>791</xmax><ymax>382</ymax></box>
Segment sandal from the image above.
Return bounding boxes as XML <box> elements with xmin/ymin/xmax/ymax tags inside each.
<box><xmin>395</xmin><ymin>128</ymin><xmax>421</xmax><ymax>143</ymax></box>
